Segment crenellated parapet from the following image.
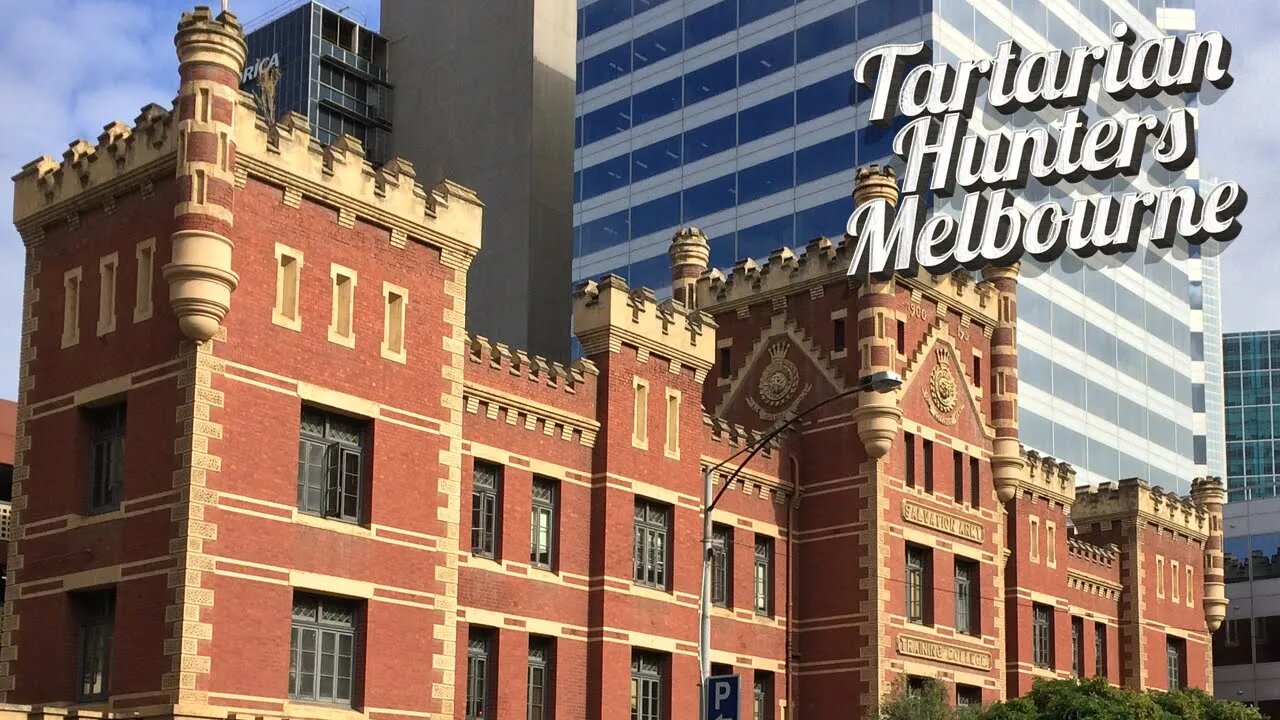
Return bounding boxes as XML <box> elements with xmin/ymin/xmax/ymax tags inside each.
<box><xmin>12</xmin><ymin>104</ymin><xmax>177</xmax><ymax>237</ymax></box>
<box><xmin>573</xmin><ymin>275</ymin><xmax>717</xmax><ymax>381</ymax></box>
<box><xmin>1067</xmin><ymin>537</ymin><xmax>1119</xmax><ymax>568</ymax></box>
<box><xmin>1017</xmin><ymin>447</ymin><xmax>1077</xmax><ymax>508</ymax></box>
<box><xmin>703</xmin><ymin>413</ymin><xmax>774</xmax><ymax>453</ymax></box>
<box><xmin>232</xmin><ymin>107</ymin><xmax>483</xmax><ymax>266</ymax></box>
<box><xmin>1071</xmin><ymin>477</ymin><xmax>1210</xmax><ymax>542</ymax></box>
<box><xmin>467</xmin><ymin>333</ymin><xmax>598</xmax><ymax>393</ymax></box>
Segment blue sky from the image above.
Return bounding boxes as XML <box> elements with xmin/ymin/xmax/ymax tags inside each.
<box><xmin>0</xmin><ymin>0</ymin><xmax>1271</xmax><ymax>401</ymax></box>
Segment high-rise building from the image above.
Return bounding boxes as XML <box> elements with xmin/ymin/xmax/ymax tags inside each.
<box><xmin>1213</xmin><ymin>497</ymin><xmax>1280</xmax><ymax>718</ymax></box>
<box><xmin>242</xmin><ymin>1</ymin><xmax>393</xmax><ymax>165</ymax></box>
<box><xmin>571</xmin><ymin>0</ymin><xmax>1218</xmax><ymax>494</ymax></box>
<box><xmin>1222</xmin><ymin>330</ymin><xmax>1280</xmax><ymax>502</ymax></box>
<box><xmin>384</xmin><ymin>0</ymin><xmax>578</xmax><ymax>361</ymax></box>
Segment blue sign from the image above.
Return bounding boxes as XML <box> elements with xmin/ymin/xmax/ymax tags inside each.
<box><xmin>705</xmin><ymin>674</ymin><xmax>739</xmax><ymax>720</ymax></box>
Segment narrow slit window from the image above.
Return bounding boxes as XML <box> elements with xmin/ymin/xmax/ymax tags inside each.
<box><xmin>97</xmin><ymin>254</ymin><xmax>118</xmax><ymax>336</ymax></box>
<box><xmin>192</xmin><ymin>169</ymin><xmax>207</xmax><ymax>205</ymax></box>
<box><xmin>718</xmin><ymin>346</ymin><xmax>731</xmax><ymax>379</ymax></box>
<box><xmin>833</xmin><ymin>317</ymin><xmax>846</xmax><ymax>353</ymax></box>
<box><xmin>1171</xmin><ymin>560</ymin><xmax>1180</xmax><ymax>603</ymax></box>
<box><xmin>1046</xmin><ymin>521</ymin><xmax>1057</xmax><ymax>567</ymax></box>
<box><xmin>896</xmin><ymin>320</ymin><xmax>906</xmax><ymax>353</ymax></box>
<box><xmin>219</xmin><ymin>132</ymin><xmax>230</xmax><ymax>172</ymax></box>
<box><xmin>382</xmin><ymin>283</ymin><xmax>407</xmax><ymax>361</ymax></box>
<box><xmin>199</xmin><ymin>88</ymin><xmax>211</xmax><ymax>123</ymax></box>
<box><xmin>953</xmin><ymin>450</ymin><xmax>964</xmax><ymax>504</ymax></box>
<box><xmin>1157</xmin><ymin>556</ymin><xmax>1166</xmax><ymax>597</ymax></box>
<box><xmin>328</xmin><ymin>265</ymin><xmax>357</xmax><ymax>346</ymax></box>
<box><xmin>664</xmin><ymin>389</ymin><xmax>680</xmax><ymax>458</ymax></box>
<box><xmin>1186</xmin><ymin>565</ymin><xmax>1194</xmax><ymax>607</ymax></box>
<box><xmin>134</xmin><ymin>240</ymin><xmax>154</xmax><ymax>322</ymax></box>
<box><xmin>63</xmin><ymin>267</ymin><xmax>83</xmax><ymax>348</ymax></box>
<box><xmin>1029</xmin><ymin>517</ymin><xmax>1040</xmax><ymax>562</ymax></box>
<box><xmin>632</xmin><ymin>378</ymin><xmax>649</xmax><ymax>449</ymax></box>
<box><xmin>973</xmin><ymin>354</ymin><xmax>982</xmax><ymax>388</ymax></box>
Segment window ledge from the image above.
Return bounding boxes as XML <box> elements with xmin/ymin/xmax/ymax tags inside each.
<box><xmin>292</xmin><ymin>511</ymin><xmax>373</xmax><ymax>538</ymax></box>
<box><xmin>283</xmin><ymin>701</ymin><xmax>368</xmax><ymax>720</ymax></box>
<box><xmin>628</xmin><ymin>583</ymin><xmax>674</xmax><ymax>602</ymax></box>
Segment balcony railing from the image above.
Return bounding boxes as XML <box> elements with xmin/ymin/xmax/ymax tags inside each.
<box><xmin>318</xmin><ymin>40</ymin><xmax>388</xmax><ymax>83</ymax></box>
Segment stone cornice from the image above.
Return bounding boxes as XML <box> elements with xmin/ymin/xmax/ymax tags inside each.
<box><xmin>463</xmin><ymin>381</ymin><xmax>600</xmax><ymax>447</ymax></box>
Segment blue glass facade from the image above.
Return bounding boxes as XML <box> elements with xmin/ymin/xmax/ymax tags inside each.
<box><xmin>573</xmin><ymin>0</ymin><xmax>1213</xmax><ymax>493</ymax></box>
<box><xmin>1224</xmin><ymin>331</ymin><xmax>1280</xmax><ymax>503</ymax></box>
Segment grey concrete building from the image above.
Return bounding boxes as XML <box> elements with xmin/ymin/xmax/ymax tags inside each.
<box><xmin>383</xmin><ymin>0</ymin><xmax>577</xmax><ymax>360</ymax></box>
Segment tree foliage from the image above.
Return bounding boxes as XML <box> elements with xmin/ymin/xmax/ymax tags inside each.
<box><xmin>876</xmin><ymin>678</ymin><xmax>1263</xmax><ymax>720</ymax></box>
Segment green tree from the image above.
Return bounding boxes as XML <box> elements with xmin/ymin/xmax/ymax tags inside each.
<box><xmin>878</xmin><ymin>678</ymin><xmax>956</xmax><ymax>720</ymax></box>
<box><xmin>969</xmin><ymin>680</ymin><xmax>1263</xmax><ymax>720</ymax></box>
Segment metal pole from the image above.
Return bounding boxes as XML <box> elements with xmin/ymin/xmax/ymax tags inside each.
<box><xmin>698</xmin><ymin>464</ymin><xmax>713</xmax><ymax>720</ymax></box>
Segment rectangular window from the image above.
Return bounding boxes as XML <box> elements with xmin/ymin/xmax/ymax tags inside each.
<box><xmin>711</xmin><ymin>523</ymin><xmax>732</xmax><ymax>607</ymax></box>
<box><xmin>954</xmin><ymin>559</ymin><xmax>978</xmax><ymax>636</ymax></box>
<box><xmin>1171</xmin><ymin>560</ymin><xmax>1181</xmax><ymax>603</ymax></box>
<box><xmin>833</xmin><ymin>317</ymin><xmax>846</xmax><ymax>353</ymax></box>
<box><xmin>1046</xmin><ymin>521</ymin><xmax>1057</xmax><ymax>567</ymax></box>
<box><xmin>289</xmin><ymin>594</ymin><xmax>357</xmax><ymax>705</ymax></box>
<box><xmin>274</xmin><ymin>245</ymin><xmax>303</xmax><ymax>330</ymax></box>
<box><xmin>957</xmin><ymin>685</ymin><xmax>982</xmax><ymax>709</ymax></box>
<box><xmin>634</xmin><ymin>499</ymin><xmax>669</xmax><ymax>589</ymax></box>
<box><xmin>1095</xmin><ymin>622</ymin><xmax>1108</xmax><ymax>678</ymax></box>
<box><xmin>1029</xmin><ymin>517</ymin><xmax>1041</xmax><ymax>562</ymax></box>
<box><xmin>973</xmin><ymin>354</ymin><xmax>982</xmax><ymax>388</ymax></box>
<box><xmin>198</xmin><ymin>88</ymin><xmax>211</xmax><ymax>122</ymax></box>
<box><xmin>897</xmin><ymin>320</ymin><xmax>906</xmax><ymax>354</ymax></box>
<box><xmin>1167</xmin><ymin>636</ymin><xmax>1186</xmax><ymax>691</ymax></box>
<box><xmin>904</xmin><ymin>432</ymin><xmax>915</xmax><ymax>488</ymax></box>
<box><xmin>906</xmin><ymin>544</ymin><xmax>931</xmax><ymax>625</ymax></box>
<box><xmin>75</xmin><ymin>590</ymin><xmax>115</xmax><ymax>701</ymax></box>
<box><xmin>1186</xmin><ymin>565</ymin><xmax>1194</xmax><ymax>607</ymax></box>
<box><xmin>664</xmin><ymin>388</ymin><xmax>680</xmax><ymax>458</ymax></box>
<box><xmin>472</xmin><ymin>461</ymin><xmax>501</xmax><ymax>558</ymax></box>
<box><xmin>923</xmin><ymin>439</ymin><xmax>934</xmax><ymax>493</ymax></box>
<box><xmin>193</xmin><ymin>168</ymin><xmax>207</xmax><ymax>204</ymax></box>
<box><xmin>63</xmin><ymin>267</ymin><xmax>83</xmax><ymax>348</ymax></box>
<box><xmin>329</xmin><ymin>264</ymin><xmax>357</xmax><ymax>346</ymax></box>
<box><xmin>754</xmin><ymin>672</ymin><xmax>773</xmax><ymax>720</ymax></box>
<box><xmin>134</xmin><ymin>239</ymin><xmax>154</xmax><ymax>323</ymax></box>
<box><xmin>719</xmin><ymin>346</ymin><xmax>731</xmax><ymax>379</ymax></box>
<box><xmin>1072</xmin><ymin>617</ymin><xmax>1085</xmax><ymax>677</ymax></box>
<box><xmin>295</xmin><ymin>404</ymin><xmax>368</xmax><ymax>519</ymax></box>
<box><xmin>633</xmin><ymin>377</ymin><xmax>649</xmax><ymax>449</ymax></box>
<box><xmin>969</xmin><ymin>457</ymin><xmax>980</xmax><ymax>508</ymax></box>
<box><xmin>1157</xmin><ymin>555</ymin><xmax>1166</xmax><ymax>597</ymax></box>
<box><xmin>754</xmin><ymin>536</ymin><xmax>773</xmax><ymax>616</ymax></box>
<box><xmin>1033</xmin><ymin>603</ymin><xmax>1054</xmax><ymax>668</ymax></box>
<box><xmin>381</xmin><ymin>283</ymin><xmax>407</xmax><ymax>361</ymax></box>
<box><xmin>466</xmin><ymin>628</ymin><xmax>493</xmax><ymax>720</ymax></box>
<box><xmin>528</xmin><ymin>637</ymin><xmax>552</xmax><ymax>720</ymax></box>
<box><xmin>953</xmin><ymin>450</ymin><xmax>964</xmax><ymax>504</ymax></box>
<box><xmin>88</xmin><ymin>403</ymin><xmax>126</xmax><ymax>513</ymax></box>
<box><xmin>631</xmin><ymin>650</ymin><xmax>664</xmax><ymax>720</ymax></box>
<box><xmin>530</xmin><ymin>477</ymin><xmax>555</xmax><ymax>569</ymax></box>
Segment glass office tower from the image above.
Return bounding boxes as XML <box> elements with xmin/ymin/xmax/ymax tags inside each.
<box><xmin>1223</xmin><ymin>331</ymin><xmax>1280</xmax><ymax>503</ymax></box>
<box><xmin>572</xmin><ymin>0</ymin><xmax>1217</xmax><ymax>493</ymax></box>
<box><xmin>243</xmin><ymin>1</ymin><xmax>393</xmax><ymax>165</ymax></box>
<box><xmin>1215</xmin><ymin>497</ymin><xmax>1280</xmax><ymax>717</ymax></box>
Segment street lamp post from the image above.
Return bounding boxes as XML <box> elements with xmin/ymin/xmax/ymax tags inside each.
<box><xmin>697</xmin><ymin>370</ymin><xmax>903</xmax><ymax>719</ymax></box>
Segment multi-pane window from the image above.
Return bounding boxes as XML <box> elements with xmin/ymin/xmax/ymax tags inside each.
<box><xmin>631</xmin><ymin>651</ymin><xmax>664</xmax><ymax>720</ymax></box>
<box><xmin>289</xmin><ymin>594</ymin><xmax>357</xmax><ymax>705</ymax></box>
<box><xmin>466</xmin><ymin>628</ymin><xmax>493</xmax><ymax>720</ymax></box>
<box><xmin>754</xmin><ymin>672</ymin><xmax>773</xmax><ymax>720</ymax></box>
<box><xmin>88</xmin><ymin>403</ymin><xmax>126</xmax><ymax>513</ymax></box>
<box><xmin>954</xmin><ymin>559</ymin><xmax>978</xmax><ymax>636</ymax></box>
<box><xmin>530</xmin><ymin>478</ymin><xmax>556</xmax><ymax>568</ymax></box>
<box><xmin>528</xmin><ymin>637</ymin><xmax>552</xmax><ymax>720</ymax></box>
<box><xmin>75</xmin><ymin>590</ymin><xmax>115</xmax><ymax>701</ymax></box>
<box><xmin>711</xmin><ymin>524</ymin><xmax>732</xmax><ymax>607</ymax></box>
<box><xmin>754</xmin><ymin>536</ymin><xmax>773</xmax><ymax>616</ymax></box>
<box><xmin>957</xmin><ymin>685</ymin><xmax>982</xmax><ymax>709</ymax></box>
<box><xmin>297</xmin><ymin>407</ymin><xmax>367</xmax><ymax>522</ymax></box>
<box><xmin>634</xmin><ymin>499</ymin><xmax>669</xmax><ymax>589</ymax></box>
<box><xmin>906</xmin><ymin>544</ymin><xmax>931</xmax><ymax>625</ymax></box>
<box><xmin>472</xmin><ymin>461</ymin><xmax>501</xmax><ymax>558</ymax></box>
<box><xmin>1033</xmin><ymin>603</ymin><xmax>1054</xmax><ymax>668</ymax></box>
<box><xmin>1072</xmin><ymin>617</ymin><xmax>1085</xmax><ymax>677</ymax></box>
<box><xmin>1095</xmin><ymin>622</ymin><xmax>1108</xmax><ymax>677</ymax></box>
<box><xmin>1167</xmin><ymin>636</ymin><xmax>1186</xmax><ymax>691</ymax></box>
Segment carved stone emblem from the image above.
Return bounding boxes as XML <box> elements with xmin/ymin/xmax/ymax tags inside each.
<box><xmin>926</xmin><ymin>347</ymin><xmax>960</xmax><ymax>426</ymax></box>
<box><xmin>747</xmin><ymin>342</ymin><xmax>812</xmax><ymax>421</ymax></box>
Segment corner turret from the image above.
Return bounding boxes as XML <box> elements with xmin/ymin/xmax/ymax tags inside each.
<box><xmin>165</xmin><ymin>5</ymin><xmax>247</xmax><ymax>341</ymax></box>
<box><xmin>983</xmin><ymin>263</ymin><xmax>1023</xmax><ymax>502</ymax></box>
<box><xmin>669</xmin><ymin>227</ymin><xmax>710</xmax><ymax>311</ymax></box>
<box><xmin>1191</xmin><ymin>476</ymin><xmax>1228</xmax><ymax>631</ymax></box>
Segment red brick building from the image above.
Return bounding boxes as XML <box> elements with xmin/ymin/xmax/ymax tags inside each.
<box><xmin>1</xmin><ymin>7</ymin><xmax>1227</xmax><ymax>720</ymax></box>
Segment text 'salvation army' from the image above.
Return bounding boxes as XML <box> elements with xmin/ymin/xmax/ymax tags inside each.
<box><xmin>845</xmin><ymin>22</ymin><xmax>1247</xmax><ymax>280</ymax></box>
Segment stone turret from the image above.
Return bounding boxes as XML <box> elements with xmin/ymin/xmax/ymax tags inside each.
<box><xmin>983</xmin><ymin>262</ymin><xmax>1024</xmax><ymax>502</ymax></box>
<box><xmin>669</xmin><ymin>227</ymin><xmax>710</xmax><ymax>310</ymax></box>
<box><xmin>1191</xmin><ymin>476</ymin><xmax>1228</xmax><ymax>631</ymax></box>
<box><xmin>849</xmin><ymin>165</ymin><xmax>902</xmax><ymax>458</ymax></box>
<box><xmin>165</xmin><ymin>6</ymin><xmax>247</xmax><ymax>341</ymax></box>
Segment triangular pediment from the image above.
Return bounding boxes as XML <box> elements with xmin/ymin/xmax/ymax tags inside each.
<box><xmin>901</xmin><ymin>321</ymin><xmax>993</xmax><ymax>442</ymax></box>
<box><xmin>715</xmin><ymin>314</ymin><xmax>849</xmax><ymax>427</ymax></box>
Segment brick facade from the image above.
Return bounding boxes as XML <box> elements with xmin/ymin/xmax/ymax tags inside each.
<box><xmin>1</xmin><ymin>7</ymin><xmax>1226</xmax><ymax>720</ymax></box>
